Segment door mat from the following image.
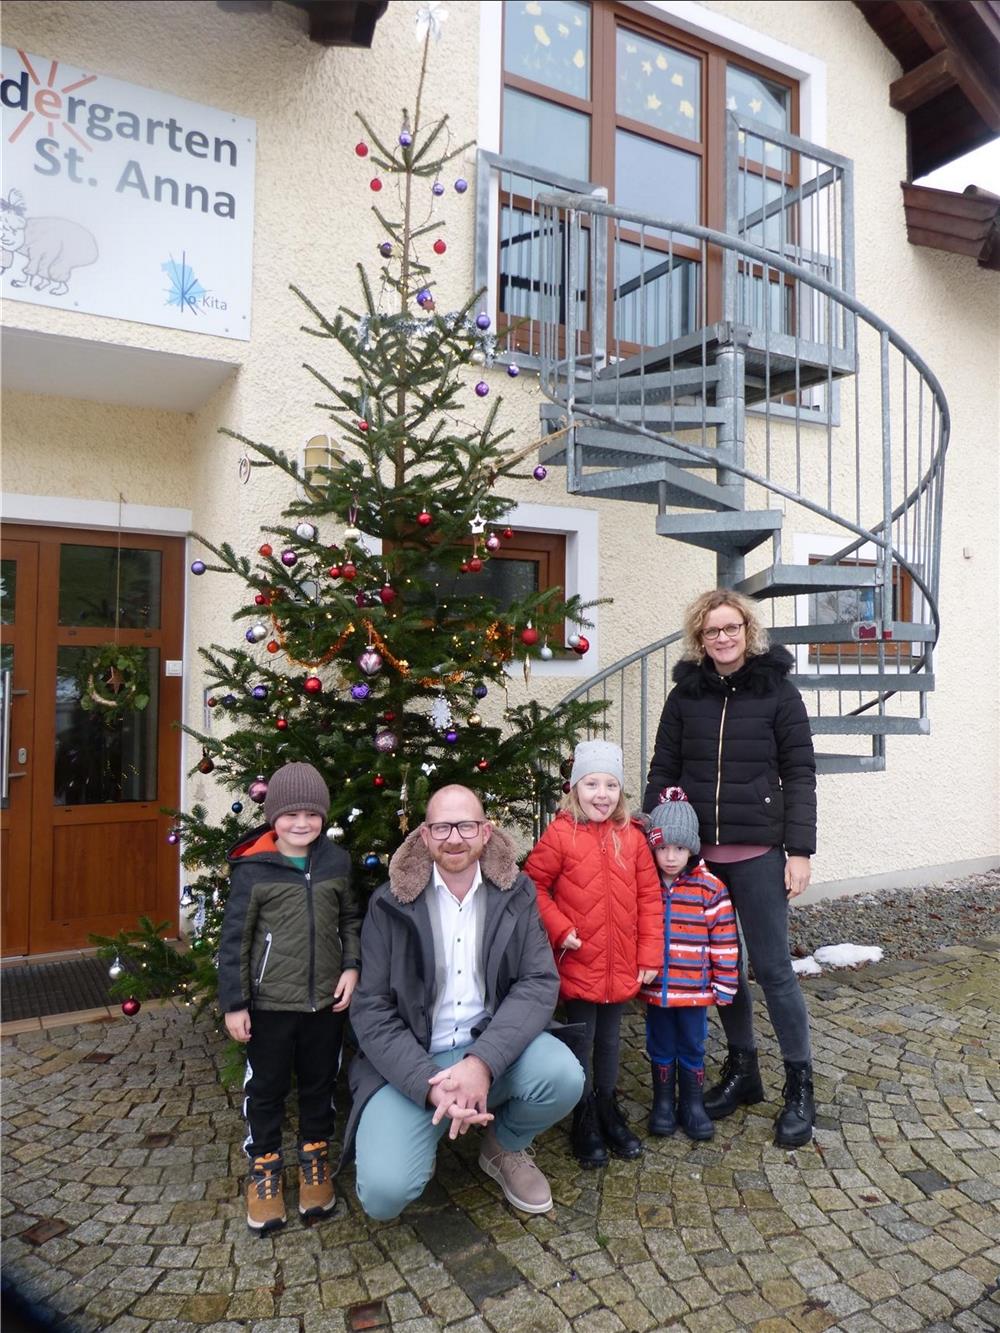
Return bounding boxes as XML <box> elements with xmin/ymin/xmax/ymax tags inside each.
<box><xmin>1</xmin><ymin>957</ymin><xmax>120</xmax><ymax>1023</ymax></box>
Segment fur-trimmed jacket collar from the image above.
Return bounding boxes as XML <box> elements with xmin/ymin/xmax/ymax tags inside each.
<box><xmin>386</xmin><ymin>825</ymin><xmax>521</xmax><ymax>904</ymax></box>
<box><xmin>672</xmin><ymin>645</ymin><xmax>795</xmax><ymax>699</ymax></box>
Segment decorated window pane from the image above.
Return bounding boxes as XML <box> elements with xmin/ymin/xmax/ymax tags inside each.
<box><xmin>726</xmin><ymin>66</ymin><xmax>790</xmax><ymax>166</ymax></box>
<box><xmin>502</xmin><ymin>87</ymin><xmax>590</xmax><ymax>185</ymax></box>
<box><xmin>615</xmin><ymin>130</ymin><xmax>700</xmax><ymax>237</ymax></box>
<box><xmin>616</xmin><ymin>28</ymin><xmax>701</xmax><ymax>141</ymax></box>
<box><xmin>613</xmin><ymin>243</ymin><xmax>699</xmax><ymax>345</ymax></box>
<box><xmin>58</xmin><ymin>546</ymin><xmax>162</xmax><ymax>629</ymax></box>
<box><xmin>504</xmin><ymin>0</ymin><xmax>590</xmax><ymax>100</ymax></box>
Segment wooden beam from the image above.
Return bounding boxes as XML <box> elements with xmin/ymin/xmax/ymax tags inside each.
<box><xmin>890</xmin><ymin>48</ymin><xmax>957</xmax><ymax>112</ymax></box>
<box><xmin>902</xmin><ymin>1</ymin><xmax>947</xmax><ymax>54</ymax></box>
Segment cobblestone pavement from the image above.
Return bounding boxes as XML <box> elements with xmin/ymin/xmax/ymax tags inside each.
<box><xmin>2</xmin><ymin>940</ymin><xmax>999</xmax><ymax>1333</ymax></box>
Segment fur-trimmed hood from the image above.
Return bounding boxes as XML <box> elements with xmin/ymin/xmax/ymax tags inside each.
<box><xmin>672</xmin><ymin>645</ymin><xmax>795</xmax><ymax>699</ymax></box>
<box><xmin>386</xmin><ymin>825</ymin><xmax>522</xmax><ymax>904</ymax></box>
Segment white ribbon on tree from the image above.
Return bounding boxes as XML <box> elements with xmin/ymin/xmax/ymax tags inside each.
<box><xmin>415</xmin><ymin>1</ymin><xmax>447</xmax><ymax>43</ymax></box>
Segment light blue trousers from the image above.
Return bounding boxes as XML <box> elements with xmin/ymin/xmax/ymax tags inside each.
<box><xmin>354</xmin><ymin>1032</ymin><xmax>584</xmax><ymax>1221</ymax></box>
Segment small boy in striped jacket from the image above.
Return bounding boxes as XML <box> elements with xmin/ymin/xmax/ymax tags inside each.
<box><xmin>640</xmin><ymin>787</ymin><xmax>739</xmax><ymax>1141</ymax></box>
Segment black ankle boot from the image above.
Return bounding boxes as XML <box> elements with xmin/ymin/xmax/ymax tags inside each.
<box><xmin>676</xmin><ymin>1065</ymin><xmax>715</xmax><ymax>1141</ymax></box>
<box><xmin>775</xmin><ymin>1060</ymin><xmax>815</xmax><ymax>1147</ymax></box>
<box><xmin>571</xmin><ymin>1091</ymin><xmax>609</xmax><ymax>1169</ymax></box>
<box><xmin>704</xmin><ymin>1046</ymin><xmax>764</xmax><ymax>1120</ymax></box>
<box><xmin>648</xmin><ymin>1062</ymin><xmax>677</xmax><ymax>1137</ymax></box>
<box><xmin>595</xmin><ymin>1089</ymin><xmax>643</xmax><ymax>1160</ymax></box>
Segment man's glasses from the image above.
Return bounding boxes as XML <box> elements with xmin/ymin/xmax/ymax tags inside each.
<box><xmin>701</xmin><ymin>622</ymin><xmax>746</xmax><ymax>642</ymax></box>
<box><xmin>426</xmin><ymin>820</ymin><xmax>486</xmax><ymax>840</ymax></box>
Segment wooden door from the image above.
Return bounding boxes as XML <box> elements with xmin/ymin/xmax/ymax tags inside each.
<box><xmin>0</xmin><ymin>525</ymin><xmax>183</xmax><ymax>956</ymax></box>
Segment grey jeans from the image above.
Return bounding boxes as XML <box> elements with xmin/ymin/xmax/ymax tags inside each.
<box><xmin>705</xmin><ymin>847</ymin><xmax>811</xmax><ymax>1064</ymax></box>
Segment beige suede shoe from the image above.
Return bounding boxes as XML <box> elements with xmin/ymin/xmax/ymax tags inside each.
<box><xmin>297</xmin><ymin>1140</ymin><xmax>335</xmax><ymax>1220</ymax></box>
<box><xmin>246</xmin><ymin>1152</ymin><xmax>286</xmax><ymax>1233</ymax></box>
<box><xmin>478</xmin><ymin>1126</ymin><xmax>553</xmax><ymax>1214</ymax></box>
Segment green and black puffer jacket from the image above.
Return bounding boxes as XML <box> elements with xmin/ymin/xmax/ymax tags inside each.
<box><xmin>217</xmin><ymin>826</ymin><xmax>361</xmax><ymax>1014</ymax></box>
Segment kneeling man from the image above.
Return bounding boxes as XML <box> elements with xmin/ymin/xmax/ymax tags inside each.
<box><xmin>346</xmin><ymin>784</ymin><xmax>584</xmax><ymax>1219</ymax></box>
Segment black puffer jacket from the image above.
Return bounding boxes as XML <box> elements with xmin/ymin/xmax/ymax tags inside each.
<box><xmin>642</xmin><ymin>646</ymin><xmax>816</xmax><ymax>856</ymax></box>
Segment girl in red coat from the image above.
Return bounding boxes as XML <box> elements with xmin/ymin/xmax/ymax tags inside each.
<box><xmin>524</xmin><ymin>740</ymin><xmax>663</xmax><ymax>1168</ymax></box>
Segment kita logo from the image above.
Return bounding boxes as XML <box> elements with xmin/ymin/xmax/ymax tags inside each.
<box><xmin>2</xmin><ymin>50</ymin><xmax>96</xmax><ymax>149</ymax></box>
<box><xmin>162</xmin><ymin>253</ymin><xmax>227</xmax><ymax>315</ymax></box>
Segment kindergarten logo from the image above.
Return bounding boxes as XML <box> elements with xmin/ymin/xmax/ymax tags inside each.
<box><xmin>163</xmin><ymin>253</ymin><xmax>206</xmax><ymax>315</ymax></box>
<box><xmin>2</xmin><ymin>50</ymin><xmax>97</xmax><ymax>149</ymax></box>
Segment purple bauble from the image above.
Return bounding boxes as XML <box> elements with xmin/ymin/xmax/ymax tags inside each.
<box><xmin>379</xmin><ymin>241</ymin><xmax>392</xmax><ymax>258</ymax></box>
<box><xmin>252</xmin><ymin>685</ymin><xmax>268</xmax><ymax>701</ymax></box>
<box><xmin>222</xmin><ymin>694</ymin><xmax>237</xmax><ymax>707</ymax></box>
<box><xmin>473</xmin><ymin>684</ymin><xmax>488</xmax><ymax>699</ymax></box>
<box><xmin>454</xmin><ymin>178</ymin><xmax>468</xmax><ymax>194</ymax></box>
<box><xmin>374</xmin><ymin>729</ymin><xmax>398</xmax><ymax>753</ymax></box>
<box><xmin>475</xmin><ymin>382</ymin><xmax>489</xmax><ymax>398</ymax></box>
<box><xmin>358</xmin><ymin>649</ymin><xmax>383</xmax><ymax>676</ymax></box>
<box><xmin>248</xmin><ymin>779</ymin><xmax>268</xmax><ymax>803</ymax></box>
<box><xmin>398</xmin><ymin>130</ymin><xmax>413</xmax><ymax>147</ymax></box>
<box><xmin>507</xmin><ymin>363</ymin><xmax>520</xmax><ymax>378</ymax></box>
<box><xmin>485</xmin><ymin>534</ymin><xmax>501</xmax><ymax>552</ymax></box>
<box><xmin>432</xmin><ymin>181</ymin><xmax>445</xmax><ymax>196</ymax></box>
<box><xmin>417</xmin><ymin>288</ymin><xmax>433</xmax><ymax>308</ymax></box>
<box><xmin>444</xmin><ymin>728</ymin><xmax>459</xmax><ymax>744</ymax></box>
<box><xmin>533</xmin><ymin>465</ymin><xmax>548</xmax><ymax>481</ymax></box>
<box><xmin>190</xmin><ymin>560</ymin><xmax>206</xmax><ymax>575</ymax></box>
<box><xmin>281</xmin><ymin>548</ymin><xmax>298</xmax><ymax>567</ymax></box>
<box><xmin>351</xmin><ymin>683</ymin><xmax>371</xmax><ymax>701</ymax></box>
<box><xmin>476</xmin><ymin>313</ymin><xmax>491</xmax><ymax>330</ymax></box>
<box><xmin>166</xmin><ymin>830</ymin><xmax>180</xmax><ymax>845</ymax></box>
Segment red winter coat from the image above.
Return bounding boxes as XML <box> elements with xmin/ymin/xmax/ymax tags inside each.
<box><xmin>524</xmin><ymin>812</ymin><xmax>664</xmax><ymax>1003</ymax></box>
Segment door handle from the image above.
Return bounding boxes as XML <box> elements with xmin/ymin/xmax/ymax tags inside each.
<box><xmin>1</xmin><ymin>668</ymin><xmax>11</xmax><ymax>800</ymax></box>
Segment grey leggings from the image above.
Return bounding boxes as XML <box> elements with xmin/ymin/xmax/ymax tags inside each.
<box><xmin>564</xmin><ymin>1000</ymin><xmax>628</xmax><ymax>1096</ymax></box>
<box><xmin>705</xmin><ymin>848</ymin><xmax>811</xmax><ymax>1064</ymax></box>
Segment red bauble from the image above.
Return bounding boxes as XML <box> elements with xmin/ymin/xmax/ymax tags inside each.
<box><xmin>206</xmin><ymin>697</ymin><xmax>218</xmax><ymax>708</ymax></box>
<box><xmin>502</xmin><ymin>527</ymin><xmax>514</xmax><ymax>540</ymax></box>
<box><xmin>379</xmin><ymin>585</ymin><xmax>397</xmax><ymax>605</ymax></box>
<box><xmin>373</xmin><ymin>774</ymin><xmax>386</xmax><ymax>788</ymax></box>
<box><xmin>259</xmin><ymin>543</ymin><xmax>273</xmax><ymax>557</ymax></box>
<box><xmin>383</xmin><ymin>710</ymin><xmax>396</xmax><ymax>722</ymax></box>
<box><xmin>328</xmin><ymin>565</ymin><xmax>342</xmax><ymax>579</ymax></box>
<box><xmin>355</xmin><ymin>142</ymin><xmax>369</xmax><ymax>157</ymax></box>
<box><xmin>341</xmin><ymin>562</ymin><xmax>357</xmax><ymax>581</ymax></box>
<box><xmin>355</xmin><ymin>592</ymin><xmax>368</xmax><ymax>608</ymax></box>
<box><xmin>121</xmin><ymin>997</ymin><xmax>141</xmax><ymax>1017</ymax></box>
<box><xmin>267</xmin><ymin>641</ymin><xmax>280</xmax><ymax>654</ymax></box>
<box><xmin>417</xmin><ymin>509</ymin><xmax>432</xmax><ymax>527</ymax></box>
<box><xmin>459</xmin><ymin>561</ymin><xmax>470</xmax><ymax>573</ymax></box>
<box><xmin>433</xmin><ymin>239</ymin><xmax>447</xmax><ymax>255</ymax></box>
<box><xmin>476</xmin><ymin>759</ymin><xmax>489</xmax><ymax>771</ymax></box>
<box><xmin>254</xmin><ymin>593</ymin><xmax>267</xmax><ymax>606</ymax></box>
<box><xmin>520</xmin><ymin>626</ymin><xmax>539</xmax><ymax>646</ymax></box>
<box><xmin>275</xmin><ymin>716</ymin><xmax>289</xmax><ymax>731</ymax></box>
<box><xmin>370</xmin><ymin>178</ymin><xmax>382</xmax><ymax>192</ymax></box>
<box><xmin>572</xmin><ymin>635</ymin><xmax>590</xmax><ymax>655</ymax></box>
<box><xmin>304</xmin><ymin>676</ymin><xmax>322</xmax><ymax>695</ymax></box>
<box><xmin>358</xmin><ymin>420</ymin><xmax>369</xmax><ymax>432</ymax></box>
<box><xmin>468</xmin><ymin>557</ymin><xmax>483</xmax><ymax>573</ymax></box>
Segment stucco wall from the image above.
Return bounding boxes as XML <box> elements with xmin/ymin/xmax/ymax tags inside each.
<box><xmin>2</xmin><ymin>0</ymin><xmax>997</xmax><ymax>888</ymax></box>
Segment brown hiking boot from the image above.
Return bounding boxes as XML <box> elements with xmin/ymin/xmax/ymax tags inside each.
<box><xmin>297</xmin><ymin>1140</ymin><xmax>335</xmax><ymax>1220</ymax></box>
<box><xmin>246</xmin><ymin>1151</ymin><xmax>286</xmax><ymax>1233</ymax></box>
<box><xmin>478</xmin><ymin>1125</ymin><xmax>553</xmax><ymax>1214</ymax></box>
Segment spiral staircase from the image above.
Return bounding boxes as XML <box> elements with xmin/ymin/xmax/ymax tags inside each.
<box><xmin>477</xmin><ymin>112</ymin><xmax>949</xmax><ymax>805</ymax></box>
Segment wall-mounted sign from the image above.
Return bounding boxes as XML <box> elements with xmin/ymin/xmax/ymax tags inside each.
<box><xmin>1</xmin><ymin>47</ymin><xmax>255</xmax><ymax>339</ymax></box>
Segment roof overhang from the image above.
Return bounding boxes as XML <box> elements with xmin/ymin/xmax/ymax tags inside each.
<box><xmin>216</xmin><ymin>0</ymin><xmax>388</xmax><ymax>47</ymax></box>
<box><xmin>901</xmin><ymin>181</ymin><xmax>1000</xmax><ymax>267</ymax></box>
<box><xmin>853</xmin><ymin>1</ymin><xmax>1000</xmax><ymax>178</ymax></box>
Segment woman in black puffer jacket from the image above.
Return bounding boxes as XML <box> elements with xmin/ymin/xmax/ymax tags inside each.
<box><xmin>643</xmin><ymin>588</ymin><xmax>817</xmax><ymax>1147</ymax></box>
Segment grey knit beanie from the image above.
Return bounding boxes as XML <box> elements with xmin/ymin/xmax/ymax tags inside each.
<box><xmin>264</xmin><ymin>762</ymin><xmax>330</xmax><ymax>825</ymax></box>
<box><xmin>647</xmin><ymin>786</ymin><xmax>700</xmax><ymax>855</ymax></box>
<box><xmin>569</xmin><ymin>740</ymin><xmax>625</xmax><ymax>789</ymax></box>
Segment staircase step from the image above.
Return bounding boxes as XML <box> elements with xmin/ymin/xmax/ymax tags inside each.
<box><xmin>808</xmin><ymin>716</ymin><xmax>930</xmax><ymax>735</ymax></box>
<box><xmin>538</xmin><ymin>428</ymin><xmax>724</xmax><ymax>471</ymax></box>
<box><xmin>575</xmin><ymin>365</ymin><xmax>720</xmax><ymax>403</ymax></box>
<box><xmin>571</xmin><ymin>461</ymin><xmax>741</xmax><ymax>512</ymax></box>
<box><xmin>580</xmin><ymin>403</ymin><xmax>727</xmax><ymax>428</ymax></box>
<box><xmin>768</xmin><ymin>622</ymin><xmax>936</xmax><ymax>645</ymax></box>
<box><xmin>736</xmin><ymin>563</ymin><xmax>880</xmax><ymax>597</ymax></box>
<box><xmin>815</xmin><ymin>753</ymin><xmax>888</xmax><ymax>774</ymax></box>
<box><xmin>655</xmin><ymin>510</ymin><xmax>782</xmax><ymax>555</ymax></box>
<box><xmin>792</xmin><ymin>673</ymin><xmax>934</xmax><ymax>692</ymax></box>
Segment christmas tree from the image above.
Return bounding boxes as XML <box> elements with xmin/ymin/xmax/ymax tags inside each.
<box><xmin>95</xmin><ymin>16</ymin><xmax>606</xmax><ymax>1016</ymax></box>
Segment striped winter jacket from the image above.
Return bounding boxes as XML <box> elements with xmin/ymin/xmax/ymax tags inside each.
<box><xmin>639</xmin><ymin>859</ymin><xmax>739</xmax><ymax>1009</ymax></box>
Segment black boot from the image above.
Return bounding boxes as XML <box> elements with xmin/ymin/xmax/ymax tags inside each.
<box><xmin>648</xmin><ymin>1062</ymin><xmax>677</xmax><ymax>1137</ymax></box>
<box><xmin>596</xmin><ymin>1089</ymin><xmax>643</xmax><ymax>1160</ymax></box>
<box><xmin>571</xmin><ymin>1092</ymin><xmax>609</xmax><ymax>1169</ymax></box>
<box><xmin>704</xmin><ymin>1046</ymin><xmax>764</xmax><ymax>1120</ymax></box>
<box><xmin>775</xmin><ymin>1060</ymin><xmax>815</xmax><ymax>1148</ymax></box>
<box><xmin>676</xmin><ymin>1065</ymin><xmax>715</xmax><ymax>1141</ymax></box>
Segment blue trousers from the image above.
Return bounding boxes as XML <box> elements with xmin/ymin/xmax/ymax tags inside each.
<box><xmin>645</xmin><ymin>1005</ymin><xmax>708</xmax><ymax>1070</ymax></box>
<box><xmin>354</xmin><ymin>1032</ymin><xmax>584</xmax><ymax>1221</ymax></box>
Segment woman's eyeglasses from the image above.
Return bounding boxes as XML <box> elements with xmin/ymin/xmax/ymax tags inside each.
<box><xmin>701</xmin><ymin>622</ymin><xmax>746</xmax><ymax>641</ymax></box>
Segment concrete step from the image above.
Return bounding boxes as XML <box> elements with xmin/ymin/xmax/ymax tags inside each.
<box><xmin>736</xmin><ymin>563</ymin><xmax>880</xmax><ymax>598</ymax></box>
<box><xmin>815</xmin><ymin>753</ymin><xmax>888</xmax><ymax>774</ymax></box>
<box><xmin>571</xmin><ymin>461</ymin><xmax>742</xmax><ymax>512</ymax></box>
<box><xmin>654</xmin><ymin>510</ymin><xmax>783</xmax><ymax>555</ymax></box>
<box><xmin>808</xmin><ymin>716</ymin><xmax>930</xmax><ymax>735</ymax></box>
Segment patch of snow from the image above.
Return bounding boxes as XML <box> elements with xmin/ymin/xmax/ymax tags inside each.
<box><xmin>792</xmin><ymin>955</ymin><xmax>823</xmax><ymax>976</ymax></box>
<box><xmin>812</xmin><ymin>943</ymin><xmax>884</xmax><ymax>967</ymax></box>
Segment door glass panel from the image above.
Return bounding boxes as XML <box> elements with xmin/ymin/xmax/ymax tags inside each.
<box><xmin>616</xmin><ymin>28</ymin><xmax>701</xmax><ymax>140</ymax></box>
<box><xmin>615</xmin><ymin>130</ymin><xmax>700</xmax><ymax>243</ymax></box>
<box><xmin>502</xmin><ymin>87</ymin><xmax>590</xmax><ymax>188</ymax></box>
<box><xmin>54</xmin><ymin>647</ymin><xmax>159</xmax><ymax>805</ymax></box>
<box><xmin>614</xmin><ymin>243</ymin><xmax>698</xmax><ymax>345</ymax></box>
<box><xmin>58</xmin><ymin>546</ymin><xmax>162</xmax><ymax>629</ymax></box>
<box><xmin>504</xmin><ymin>0</ymin><xmax>590</xmax><ymax>100</ymax></box>
<box><xmin>1</xmin><ymin>560</ymin><xmax>16</xmax><ymax>625</ymax></box>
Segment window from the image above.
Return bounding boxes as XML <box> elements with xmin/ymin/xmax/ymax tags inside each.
<box><xmin>432</xmin><ymin>530</ymin><xmax>566</xmax><ymax>616</ymax></box>
<box><xmin>806</xmin><ymin>555</ymin><xmax>918</xmax><ymax>666</ymax></box>
<box><xmin>499</xmin><ymin>0</ymin><xmax>798</xmax><ymax>343</ymax></box>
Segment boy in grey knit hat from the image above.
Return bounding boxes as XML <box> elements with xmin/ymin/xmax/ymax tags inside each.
<box><xmin>218</xmin><ymin>762</ymin><xmax>361</xmax><ymax>1233</ymax></box>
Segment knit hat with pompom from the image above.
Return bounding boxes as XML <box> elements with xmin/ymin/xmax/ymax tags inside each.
<box><xmin>646</xmin><ymin>786</ymin><xmax>700</xmax><ymax>855</ymax></box>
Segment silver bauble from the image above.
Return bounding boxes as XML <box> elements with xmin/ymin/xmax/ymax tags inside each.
<box><xmin>295</xmin><ymin>521</ymin><xmax>317</xmax><ymax>541</ymax></box>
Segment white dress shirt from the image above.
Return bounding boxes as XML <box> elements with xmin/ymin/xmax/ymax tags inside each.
<box><xmin>428</xmin><ymin>864</ymin><xmax>487</xmax><ymax>1053</ymax></box>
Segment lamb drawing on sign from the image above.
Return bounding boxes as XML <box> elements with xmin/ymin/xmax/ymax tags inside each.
<box><xmin>1</xmin><ymin>189</ymin><xmax>98</xmax><ymax>296</ymax></box>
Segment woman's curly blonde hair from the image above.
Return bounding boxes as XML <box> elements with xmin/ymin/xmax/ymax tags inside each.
<box><xmin>681</xmin><ymin>588</ymin><xmax>770</xmax><ymax>662</ymax></box>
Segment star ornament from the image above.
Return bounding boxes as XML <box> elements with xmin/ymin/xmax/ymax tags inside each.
<box><xmin>104</xmin><ymin>666</ymin><xmax>126</xmax><ymax>695</ymax></box>
<box><xmin>469</xmin><ymin>512</ymin><xmax>487</xmax><ymax>535</ymax></box>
